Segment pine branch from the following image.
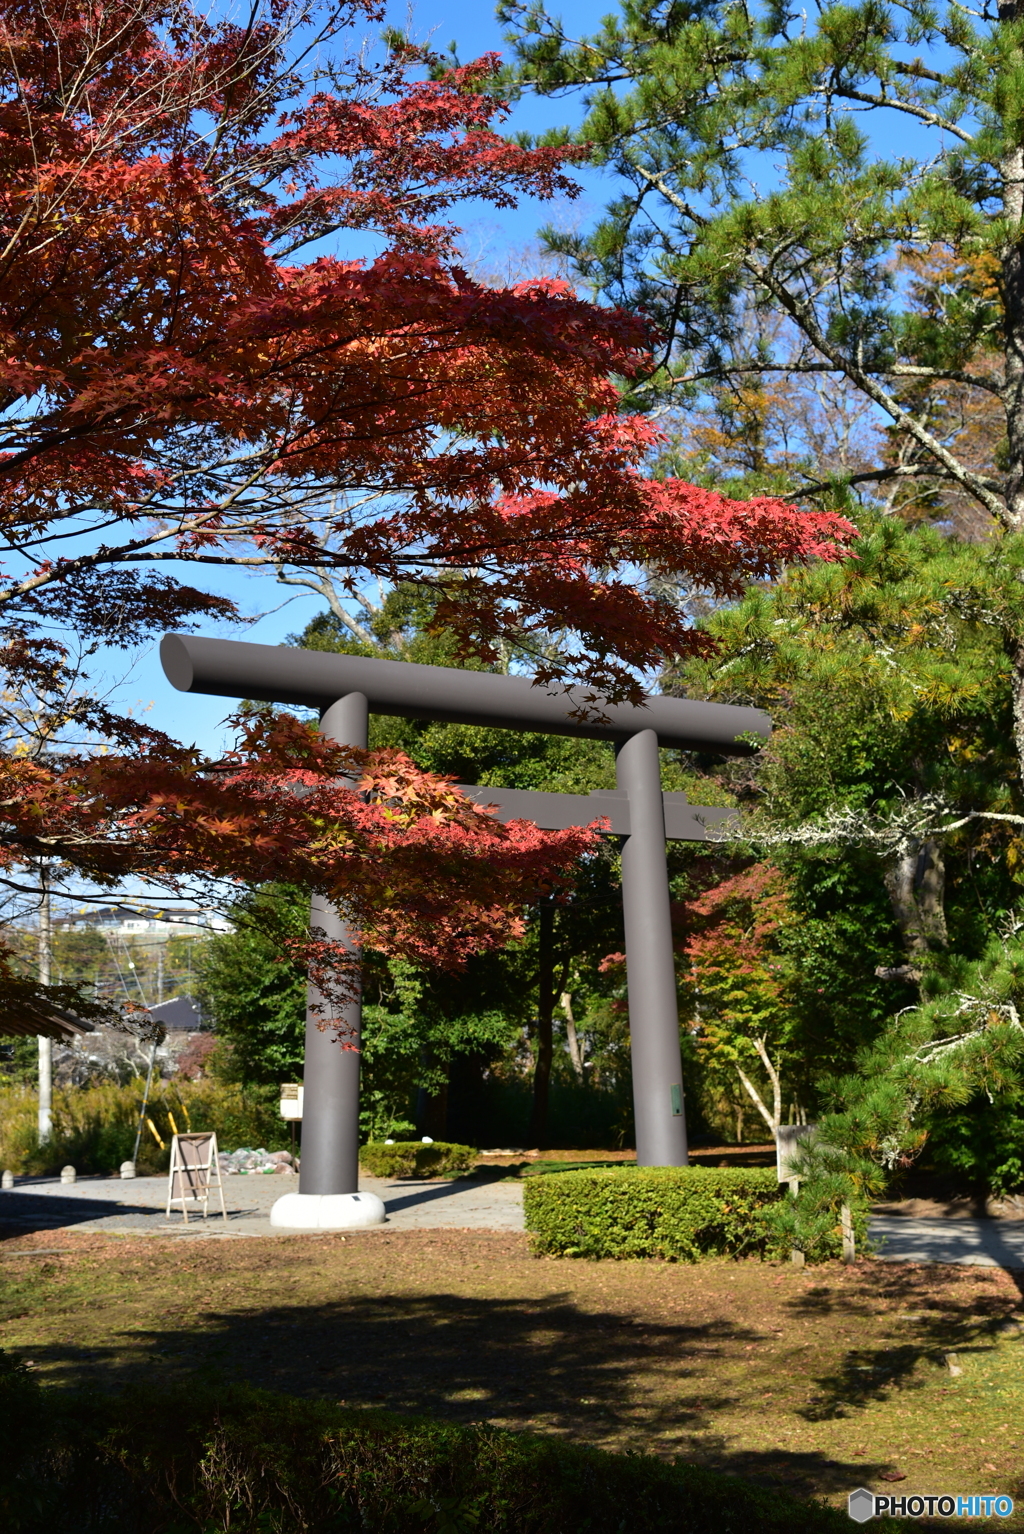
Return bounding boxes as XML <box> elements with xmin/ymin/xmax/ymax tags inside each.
<box><xmin>632</xmin><ymin>164</ymin><xmax>1009</xmax><ymax>525</ymax></box>
<box><xmin>706</xmin><ymin>796</ymin><xmax>1024</xmax><ymax>857</ymax></box>
<box><xmin>818</xmin><ymin>86</ymin><xmax>974</xmax><ymax>144</ymax></box>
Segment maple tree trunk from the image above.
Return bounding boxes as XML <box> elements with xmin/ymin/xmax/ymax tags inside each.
<box><xmin>754</xmin><ymin>1036</ymin><xmax>782</xmax><ymax>1135</ymax></box>
<box><xmin>736</xmin><ymin>1037</ymin><xmax>782</xmax><ymax>1138</ymax></box>
<box><xmin>561</xmin><ymin>991</ymin><xmax>585</xmax><ymax>1081</ymax></box>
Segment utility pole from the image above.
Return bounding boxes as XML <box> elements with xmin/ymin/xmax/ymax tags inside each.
<box><xmin>37</xmin><ymin>865</ymin><xmax>51</xmax><ymax>1142</ymax></box>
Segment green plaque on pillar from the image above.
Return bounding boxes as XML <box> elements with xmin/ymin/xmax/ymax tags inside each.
<box><xmin>670</xmin><ymin>1084</ymin><xmax>683</xmax><ymax>1117</ymax></box>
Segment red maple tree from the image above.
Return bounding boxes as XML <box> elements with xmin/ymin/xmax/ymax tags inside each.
<box><xmin>0</xmin><ymin>0</ymin><xmax>855</xmax><ymax>1021</ymax></box>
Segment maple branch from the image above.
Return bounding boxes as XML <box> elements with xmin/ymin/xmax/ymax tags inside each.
<box><xmin>752</xmin><ymin>1035</ymin><xmax>782</xmax><ymax>1133</ymax></box>
<box><xmin>736</xmin><ymin>1063</ymin><xmax>777</xmax><ymax>1134</ymax></box>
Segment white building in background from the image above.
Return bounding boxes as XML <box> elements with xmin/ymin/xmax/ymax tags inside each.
<box><xmin>43</xmin><ymin>910</ymin><xmax>229</xmax><ymax>1085</ymax></box>
<box><xmin>55</xmin><ymin>904</ymin><xmax>233</xmax><ymax>941</ymax></box>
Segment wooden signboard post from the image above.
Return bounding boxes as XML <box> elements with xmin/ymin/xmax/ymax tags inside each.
<box><xmin>775</xmin><ymin>1124</ymin><xmax>853</xmax><ymax>1263</ymax></box>
<box><xmin>776</xmin><ymin>1124</ymin><xmax>816</xmax><ymax>1189</ymax></box>
<box><xmin>165</xmin><ymin>1131</ymin><xmax>227</xmax><ymax>1224</ymax></box>
<box><xmin>776</xmin><ymin>1124</ymin><xmax>816</xmax><ymax>1268</ymax></box>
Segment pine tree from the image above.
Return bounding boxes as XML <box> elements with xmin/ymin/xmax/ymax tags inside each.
<box><xmin>500</xmin><ymin>0</ymin><xmax>1024</xmax><ymax>768</ymax></box>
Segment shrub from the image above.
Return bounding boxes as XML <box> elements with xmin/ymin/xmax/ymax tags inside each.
<box><xmin>523</xmin><ymin>1166</ymin><xmax>787</xmax><ymax>1261</ymax></box>
<box><xmin>359</xmin><ymin>1139</ymin><xmax>478</xmax><ymax>1178</ymax></box>
<box><xmin>0</xmin><ymin>1363</ymin><xmax>875</xmax><ymax>1533</ymax></box>
<box><xmin>0</xmin><ymin>1079</ymin><xmax>288</xmax><ymax>1177</ymax></box>
<box><xmin>763</xmin><ymin>1164</ymin><xmax>872</xmax><ymax>1264</ymax></box>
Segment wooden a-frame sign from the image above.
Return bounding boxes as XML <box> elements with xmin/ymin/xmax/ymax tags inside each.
<box><xmin>165</xmin><ymin>1131</ymin><xmax>228</xmax><ymax>1223</ymax></box>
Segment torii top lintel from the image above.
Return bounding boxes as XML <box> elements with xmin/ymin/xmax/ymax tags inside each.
<box><xmin>160</xmin><ymin>634</ymin><xmax>769</xmax><ymax>756</ymax></box>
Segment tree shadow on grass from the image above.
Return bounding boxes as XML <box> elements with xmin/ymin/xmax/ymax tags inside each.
<box><xmin>16</xmin><ymin>1284</ymin><xmax>896</xmax><ymax>1500</ymax></box>
<box><xmin>784</xmin><ymin>1265</ymin><xmax>1018</xmax><ymax>1422</ymax></box>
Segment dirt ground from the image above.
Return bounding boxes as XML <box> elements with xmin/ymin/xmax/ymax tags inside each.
<box><xmin>2</xmin><ymin>1225</ymin><xmax>1023</xmax><ymax>1521</ymax></box>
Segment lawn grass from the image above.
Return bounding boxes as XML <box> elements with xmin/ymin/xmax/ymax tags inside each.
<box><xmin>1</xmin><ymin>1226</ymin><xmax>1022</xmax><ymax>1524</ymax></box>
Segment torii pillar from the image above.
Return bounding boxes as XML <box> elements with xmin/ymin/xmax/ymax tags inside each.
<box><xmin>281</xmin><ymin>690</ymin><xmax>383</xmax><ymax>1229</ymax></box>
<box><xmin>616</xmin><ymin>728</ymin><xmax>687</xmax><ymax>1165</ymax></box>
<box><xmin>160</xmin><ymin>634</ymin><xmax>768</xmax><ymax>1227</ymax></box>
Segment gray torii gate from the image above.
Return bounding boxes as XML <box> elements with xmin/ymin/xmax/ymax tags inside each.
<box><xmin>160</xmin><ymin>633</ymin><xmax>769</xmax><ymax>1229</ymax></box>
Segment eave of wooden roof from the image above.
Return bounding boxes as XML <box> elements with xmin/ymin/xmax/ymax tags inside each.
<box><xmin>0</xmin><ymin>1006</ymin><xmax>96</xmax><ymax>1041</ymax></box>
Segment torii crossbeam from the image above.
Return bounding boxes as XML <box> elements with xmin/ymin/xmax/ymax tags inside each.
<box><xmin>161</xmin><ymin>634</ymin><xmax>769</xmax><ymax>1229</ymax></box>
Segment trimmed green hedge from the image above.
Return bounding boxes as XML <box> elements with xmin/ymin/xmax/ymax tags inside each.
<box><xmin>523</xmin><ymin>1167</ymin><xmax>787</xmax><ymax>1260</ymax></box>
<box><xmin>0</xmin><ymin>1361</ymin><xmax>878</xmax><ymax>1532</ymax></box>
<box><xmin>359</xmin><ymin>1139</ymin><xmax>477</xmax><ymax>1178</ymax></box>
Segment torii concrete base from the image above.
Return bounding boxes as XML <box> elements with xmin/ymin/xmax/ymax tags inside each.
<box><xmin>269</xmin><ymin>1190</ymin><xmax>386</xmax><ymax>1229</ymax></box>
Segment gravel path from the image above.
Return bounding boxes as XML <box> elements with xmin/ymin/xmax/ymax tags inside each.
<box><xmin>7</xmin><ymin>1173</ymin><xmax>1024</xmax><ymax>1268</ymax></box>
<box><xmin>868</xmin><ymin>1213</ymin><xmax>1024</xmax><ymax>1268</ymax></box>
<box><xmin>0</xmin><ymin>1171</ymin><xmax>525</xmax><ymax>1239</ymax></box>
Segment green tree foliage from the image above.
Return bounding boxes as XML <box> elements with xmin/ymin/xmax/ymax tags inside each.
<box><xmin>192</xmin><ymin>883</ymin><xmax>499</xmax><ymax>1141</ymax></box>
<box><xmin>678</xmin><ymin>512</ymin><xmax>1016</xmax><ymax>939</ymax></box>
<box><xmin>194</xmin><ymin>866</ymin><xmax>631</xmax><ymax>1147</ymax></box>
<box><xmin>499</xmin><ymin>0</ymin><xmax>1024</xmax><ymax>787</ymax></box>
<box><xmin>666</xmin><ymin>511</ymin><xmax>1024</xmax><ymax>1185</ymax></box>
<box><xmin>194</xmin><ymin>885</ymin><xmax>308</xmax><ymax>1087</ymax></box>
